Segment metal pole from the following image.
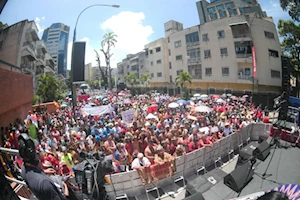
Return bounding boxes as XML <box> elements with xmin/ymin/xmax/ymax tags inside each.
<box><xmin>70</xmin><ymin>4</ymin><xmax>120</xmax><ymax>106</ymax></box>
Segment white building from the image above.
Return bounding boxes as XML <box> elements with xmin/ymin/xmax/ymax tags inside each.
<box><xmin>0</xmin><ymin>20</ymin><xmax>56</xmax><ymax>92</ymax></box>
<box><xmin>142</xmin><ymin>0</ymin><xmax>282</xmax><ymax>95</ymax></box>
<box><xmin>85</xmin><ymin>63</ymin><xmax>92</xmax><ymax>82</ymax></box>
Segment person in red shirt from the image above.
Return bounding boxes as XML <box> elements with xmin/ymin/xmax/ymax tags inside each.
<box><xmin>199</xmin><ymin>134</ymin><xmax>213</xmax><ymax>148</ymax></box>
<box><xmin>51</xmin><ymin>126</ymin><xmax>60</xmax><ymax>141</ymax></box>
<box><xmin>125</xmin><ymin>137</ymin><xmax>133</xmax><ymax>156</ymax></box>
<box><xmin>188</xmin><ymin>138</ymin><xmax>200</xmax><ymax>152</ymax></box>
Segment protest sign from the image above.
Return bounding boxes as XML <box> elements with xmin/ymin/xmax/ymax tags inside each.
<box><xmin>81</xmin><ymin>105</ymin><xmax>113</xmax><ymax>116</ymax></box>
<box><xmin>121</xmin><ymin>109</ymin><xmax>136</xmax><ymax>123</ymax></box>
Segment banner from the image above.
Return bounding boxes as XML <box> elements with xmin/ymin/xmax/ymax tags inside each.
<box><xmin>252</xmin><ymin>46</ymin><xmax>257</xmax><ymax>78</ymax></box>
<box><xmin>121</xmin><ymin>109</ymin><xmax>136</xmax><ymax>123</ymax></box>
<box><xmin>81</xmin><ymin>105</ymin><xmax>113</xmax><ymax>116</ymax></box>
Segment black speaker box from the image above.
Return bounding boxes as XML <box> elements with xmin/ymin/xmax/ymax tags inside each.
<box><xmin>72</xmin><ymin>41</ymin><xmax>86</xmax><ymax>82</ymax></box>
<box><xmin>223</xmin><ymin>161</ymin><xmax>254</xmax><ymax>192</ymax></box>
<box><xmin>239</xmin><ymin>142</ymin><xmax>260</xmax><ymax>164</ymax></box>
<box><xmin>253</xmin><ymin>140</ymin><xmax>270</xmax><ymax>161</ymax></box>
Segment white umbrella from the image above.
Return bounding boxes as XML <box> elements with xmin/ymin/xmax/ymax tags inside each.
<box><xmin>194</xmin><ymin>93</ymin><xmax>201</xmax><ymax>97</ymax></box>
<box><xmin>168</xmin><ymin>102</ymin><xmax>179</xmax><ymax>108</ymax></box>
<box><xmin>216</xmin><ymin>98</ymin><xmax>225</xmax><ymax>103</ymax></box>
<box><xmin>200</xmin><ymin>94</ymin><xmax>208</xmax><ymax>98</ymax></box>
<box><xmin>146</xmin><ymin>113</ymin><xmax>159</xmax><ymax>121</ymax></box>
<box><xmin>191</xmin><ymin>97</ymin><xmax>196</xmax><ymax>101</ymax></box>
<box><xmin>195</xmin><ymin>106</ymin><xmax>211</xmax><ymax>113</ymax></box>
<box><xmin>199</xmin><ymin>127</ymin><xmax>210</xmax><ymax>134</ymax></box>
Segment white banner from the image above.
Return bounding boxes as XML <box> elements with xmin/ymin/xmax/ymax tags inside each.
<box><xmin>81</xmin><ymin>105</ymin><xmax>113</xmax><ymax>116</ymax></box>
<box><xmin>121</xmin><ymin>109</ymin><xmax>136</xmax><ymax>123</ymax></box>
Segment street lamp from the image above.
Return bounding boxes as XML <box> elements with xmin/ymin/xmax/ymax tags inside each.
<box><xmin>71</xmin><ymin>4</ymin><xmax>120</xmax><ymax>107</ymax></box>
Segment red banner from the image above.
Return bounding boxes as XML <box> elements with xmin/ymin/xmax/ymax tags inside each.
<box><xmin>252</xmin><ymin>46</ymin><xmax>257</xmax><ymax>78</ymax></box>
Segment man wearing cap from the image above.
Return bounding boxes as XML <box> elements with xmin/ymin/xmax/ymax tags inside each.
<box><xmin>131</xmin><ymin>153</ymin><xmax>151</xmax><ymax>184</ymax></box>
<box><xmin>154</xmin><ymin>145</ymin><xmax>175</xmax><ymax>176</ymax></box>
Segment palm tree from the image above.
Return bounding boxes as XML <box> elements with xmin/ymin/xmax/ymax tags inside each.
<box><xmin>175</xmin><ymin>71</ymin><xmax>192</xmax><ymax>96</ymax></box>
<box><xmin>101</xmin><ymin>32</ymin><xmax>117</xmax><ymax>90</ymax></box>
<box><xmin>125</xmin><ymin>73</ymin><xmax>137</xmax><ymax>88</ymax></box>
<box><xmin>140</xmin><ymin>74</ymin><xmax>150</xmax><ymax>88</ymax></box>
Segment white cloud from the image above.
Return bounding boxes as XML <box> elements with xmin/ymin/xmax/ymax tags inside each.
<box><xmin>100</xmin><ymin>11</ymin><xmax>154</xmax><ymax>68</ymax></box>
<box><xmin>270</xmin><ymin>0</ymin><xmax>280</xmax><ymax>8</ymax></box>
<box><xmin>34</xmin><ymin>17</ymin><xmax>45</xmax><ymax>34</ymax></box>
<box><xmin>67</xmin><ymin>37</ymin><xmax>103</xmax><ymax>70</ymax></box>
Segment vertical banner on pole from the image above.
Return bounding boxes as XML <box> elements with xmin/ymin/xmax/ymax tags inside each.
<box><xmin>252</xmin><ymin>46</ymin><xmax>257</xmax><ymax>78</ymax></box>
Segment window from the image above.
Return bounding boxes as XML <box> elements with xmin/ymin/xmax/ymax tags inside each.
<box><xmin>222</xmin><ymin>67</ymin><xmax>229</xmax><ymax>76</ymax></box>
<box><xmin>185</xmin><ymin>32</ymin><xmax>199</xmax><ymax>43</ymax></box>
<box><xmin>210</xmin><ymin>13</ymin><xmax>218</xmax><ymax>20</ymax></box>
<box><xmin>176</xmin><ymin>55</ymin><xmax>183</xmax><ymax>60</ymax></box>
<box><xmin>170</xmin><ymin>76</ymin><xmax>173</xmax><ymax>83</ymax></box>
<box><xmin>150</xmin><ymin>61</ymin><xmax>153</xmax><ymax>65</ymax></box>
<box><xmin>264</xmin><ymin>31</ymin><xmax>275</xmax><ymax>39</ymax></box>
<box><xmin>145</xmin><ymin>51</ymin><xmax>149</xmax><ymax>56</ymax></box>
<box><xmin>205</xmin><ymin>68</ymin><xmax>212</xmax><ymax>76</ymax></box>
<box><xmin>269</xmin><ymin>49</ymin><xmax>279</xmax><ymax>57</ymax></box>
<box><xmin>157</xmin><ymin>72</ymin><xmax>162</xmax><ymax>77</ymax></box>
<box><xmin>131</xmin><ymin>65</ymin><xmax>138</xmax><ymax>71</ymax></box>
<box><xmin>216</xmin><ymin>4</ymin><xmax>224</xmax><ymax>10</ymax></box>
<box><xmin>219</xmin><ymin>11</ymin><xmax>227</xmax><ymax>18</ymax></box>
<box><xmin>202</xmin><ymin>34</ymin><xmax>209</xmax><ymax>41</ymax></box>
<box><xmin>208</xmin><ymin>88</ymin><xmax>216</xmax><ymax>94</ymax></box>
<box><xmin>220</xmin><ymin>48</ymin><xmax>228</xmax><ymax>56</ymax></box>
<box><xmin>228</xmin><ymin>9</ymin><xmax>238</xmax><ymax>16</ymax></box>
<box><xmin>187</xmin><ymin>48</ymin><xmax>201</xmax><ymax>60</ymax></box>
<box><xmin>207</xmin><ymin>7</ymin><xmax>216</xmax><ymax>13</ymax></box>
<box><xmin>150</xmin><ymin>50</ymin><xmax>153</xmax><ymax>54</ymax></box>
<box><xmin>157</xmin><ymin>59</ymin><xmax>161</xmax><ymax>64</ymax></box>
<box><xmin>239</xmin><ymin>7</ymin><xmax>245</xmax><ymax>14</ymax></box>
<box><xmin>218</xmin><ymin>30</ymin><xmax>225</xmax><ymax>38</ymax></box>
<box><xmin>168</xmin><ymin>37</ymin><xmax>170</xmax><ymax>43</ymax></box>
<box><xmin>151</xmin><ymin>73</ymin><xmax>154</xmax><ymax>78</ymax></box>
<box><xmin>177</xmin><ymin>70</ymin><xmax>183</xmax><ymax>75</ymax></box>
<box><xmin>156</xmin><ymin>47</ymin><xmax>161</xmax><ymax>52</ymax></box>
<box><xmin>271</xmin><ymin>70</ymin><xmax>280</xmax><ymax>78</ymax></box>
<box><xmin>174</xmin><ymin>40</ymin><xmax>181</xmax><ymax>48</ymax></box>
<box><xmin>204</xmin><ymin>50</ymin><xmax>211</xmax><ymax>58</ymax></box>
<box><xmin>140</xmin><ymin>65</ymin><xmax>144</xmax><ymax>69</ymax></box>
<box><xmin>224</xmin><ymin>89</ymin><xmax>233</xmax><ymax>94</ymax></box>
<box><xmin>188</xmin><ymin>64</ymin><xmax>202</xmax><ymax>79</ymax></box>
<box><xmin>169</xmin><ymin>49</ymin><xmax>171</xmax><ymax>56</ymax></box>
<box><xmin>169</xmin><ymin>62</ymin><xmax>172</xmax><ymax>69</ymax></box>
<box><xmin>225</xmin><ymin>2</ymin><xmax>234</xmax><ymax>9</ymax></box>
<box><xmin>127</xmin><ymin>65</ymin><xmax>129</xmax><ymax>69</ymax></box>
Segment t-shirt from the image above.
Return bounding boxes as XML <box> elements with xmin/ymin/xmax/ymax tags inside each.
<box><xmin>29</xmin><ymin>124</ymin><xmax>37</xmax><ymax>139</ymax></box>
<box><xmin>60</xmin><ymin>153</ymin><xmax>74</xmax><ymax>168</ymax></box>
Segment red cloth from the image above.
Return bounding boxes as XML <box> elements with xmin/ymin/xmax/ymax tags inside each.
<box><xmin>188</xmin><ymin>141</ymin><xmax>199</xmax><ymax>152</ymax></box>
<box><xmin>125</xmin><ymin>142</ymin><xmax>133</xmax><ymax>155</ymax></box>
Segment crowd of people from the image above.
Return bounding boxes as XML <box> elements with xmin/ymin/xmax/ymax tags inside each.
<box><xmin>0</xmin><ymin>91</ymin><xmax>272</xmax><ymax>184</ymax></box>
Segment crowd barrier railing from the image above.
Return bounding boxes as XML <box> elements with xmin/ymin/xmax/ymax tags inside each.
<box><xmin>0</xmin><ymin>123</ymin><xmax>271</xmax><ymax>200</ymax></box>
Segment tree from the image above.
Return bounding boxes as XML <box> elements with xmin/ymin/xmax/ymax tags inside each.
<box><xmin>280</xmin><ymin>0</ymin><xmax>300</xmax><ymax>22</ymax></box>
<box><xmin>278</xmin><ymin>19</ymin><xmax>300</xmax><ymax>96</ymax></box>
<box><xmin>36</xmin><ymin>74</ymin><xmax>60</xmax><ymax>102</ymax></box>
<box><xmin>140</xmin><ymin>74</ymin><xmax>150</xmax><ymax>87</ymax></box>
<box><xmin>175</xmin><ymin>71</ymin><xmax>192</xmax><ymax>97</ymax></box>
<box><xmin>94</xmin><ymin>50</ymin><xmax>108</xmax><ymax>88</ymax></box>
<box><xmin>125</xmin><ymin>73</ymin><xmax>137</xmax><ymax>88</ymax></box>
<box><xmin>100</xmin><ymin>32</ymin><xmax>117</xmax><ymax>90</ymax></box>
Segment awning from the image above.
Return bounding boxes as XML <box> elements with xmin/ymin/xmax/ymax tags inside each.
<box><xmin>229</xmin><ymin>21</ymin><xmax>249</xmax><ymax>27</ymax></box>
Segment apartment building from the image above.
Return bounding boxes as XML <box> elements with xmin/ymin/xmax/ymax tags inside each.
<box><xmin>42</xmin><ymin>23</ymin><xmax>69</xmax><ymax>77</ymax></box>
<box><xmin>117</xmin><ymin>51</ymin><xmax>147</xmax><ymax>85</ymax></box>
<box><xmin>0</xmin><ymin>20</ymin><xmax>56</xmax><ymax>92</ymax></box>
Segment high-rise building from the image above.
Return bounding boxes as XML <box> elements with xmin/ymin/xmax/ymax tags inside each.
<box><xmin>42</xmin><ymin>23</ymin><xmax>69</xmax><ymax>77</ymax></box>
<box><xmin>85</xmin><ymin>63</ymin><xmax>92</xmax><ymax>82</ymax></box>
<box><xmin>118</xmin><ymin>0</ymin><xmax>282</xmax><ymax>95</ymax></box>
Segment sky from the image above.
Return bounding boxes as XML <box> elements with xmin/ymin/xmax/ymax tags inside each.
<box><xmin>0</xmin><ymin>0</ymin><xmax>292</xmax><ymax>70</ymax></box>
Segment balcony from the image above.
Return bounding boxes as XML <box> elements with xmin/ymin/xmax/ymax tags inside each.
<box><xmin>237</xmin><ymin>74</ymin><xmax>252</xmax><ymax>83</ymax></box>
<box><xmin>236</xmin><ymin>53</ymin><xmax>253</xmax><ymax>63</ymax></box>
<box><xmin>22</xmin><ymin>42</ymin><xmax>36</xmax><ymax>61</ymax></box>
<box><xmin>26</xmin><ymin>28</ymin><xmax>39</xmax><ymax>41</ymax></box>
<box><xmin>186</xmin><ymin>41</ymin><xmax>199</xmax><ymax>47</ymax></box>
<box><xmin>188</xmin><ymin>57</ymin><xmax>201</xmax><ymax>64</ymax></box>
<box><xmin>36</xmin><ymin>41</ymin><xmax>47</xmax><ymax>53</ymax></box>
<box><xmin>37</xmin><ymin>53</ymin><xmax>45</xmax><ymax>61</ymax></box>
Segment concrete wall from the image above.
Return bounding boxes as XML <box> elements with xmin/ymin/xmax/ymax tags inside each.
<box><xmin>0</xmin><ymin>68</ymin><xmax>33</xmax><ymax>127</ymax></box>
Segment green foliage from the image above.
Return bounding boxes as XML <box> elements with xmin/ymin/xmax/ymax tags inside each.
<box><xmin>36</xmin><ymin>74</ymin><xmax>61</xmax><ymax>103</ymax></box>
<box><xmin>280</xmin><ymin>0</ymin><xmax>300</xmax><ymax>22</ymax></box>
<box><xmin>175</xmin><ymin>71</ymin><xmax>192</xmax><ymax>97</ymax></box>
<box><xmin>32</xmin><ymin>95</ymin><xmax>39</xmax><ymax>105</ymax></box>
<box><xmin>278</xmin><ymin>19</ymin><xmax>300</xmax><ymax>95</ymax></box>
<box><xmin>125</xmin><ymin>73</ymin><xmax>137</xmax><ymax>88</ymax></box>
<box><xmin>140</xmin><ymin>74</ymin><xmax>150</xmax><ymax>87</ymax></box>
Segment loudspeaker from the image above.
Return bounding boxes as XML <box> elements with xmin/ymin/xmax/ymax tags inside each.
<box><xmin>224</xmin><ymin>161</ymin><xmax>254</xmax><ymax>192</ymax></box>
<box><xmin>72</xmin><ymin>41</ymin><xmax>86</xmax><ymax>82</ymax></box>
<box><xmin>184</xmin><ymin>191</ymin><xmax>205</xmax><ymax>200</ymax></box>
<box><xmin>239</xmin><ymin>142</ymin><xmax>260</xmax><ymax>164</ymax></box>
<box><xmin>253</xmin><ymin>140</ymin><xmax>270</xmax><ymax>161</ymax></box>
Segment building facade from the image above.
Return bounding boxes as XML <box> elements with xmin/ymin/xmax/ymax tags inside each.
<box><xmin>42</xmin><ymin>23</ymin><xmax>69</xmax><ymax>77</ymax></box>
<box><xmin>0</xmin><ymin>20</ymin><xmax>55</xmax><ymax>92</ymax></box>
<box><xmin>117</xmin><ymin>51</ymin><xmax>147</xmax><ymax>86</ymax></box>
<box><xmin>85</xmin><ymin>63</ymin><xmax>92</xmax><ymax>82</ymax></box>
<box><xmin>141</xmin><ymin>0</ymin><xmax>281</xmax><ymax>95</ymax></box>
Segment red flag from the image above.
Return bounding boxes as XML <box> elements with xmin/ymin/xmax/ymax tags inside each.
<box><xmin>252</xmin><ymin>46</ymin><xmax>257</xmax><ymax>78</ymax></box>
